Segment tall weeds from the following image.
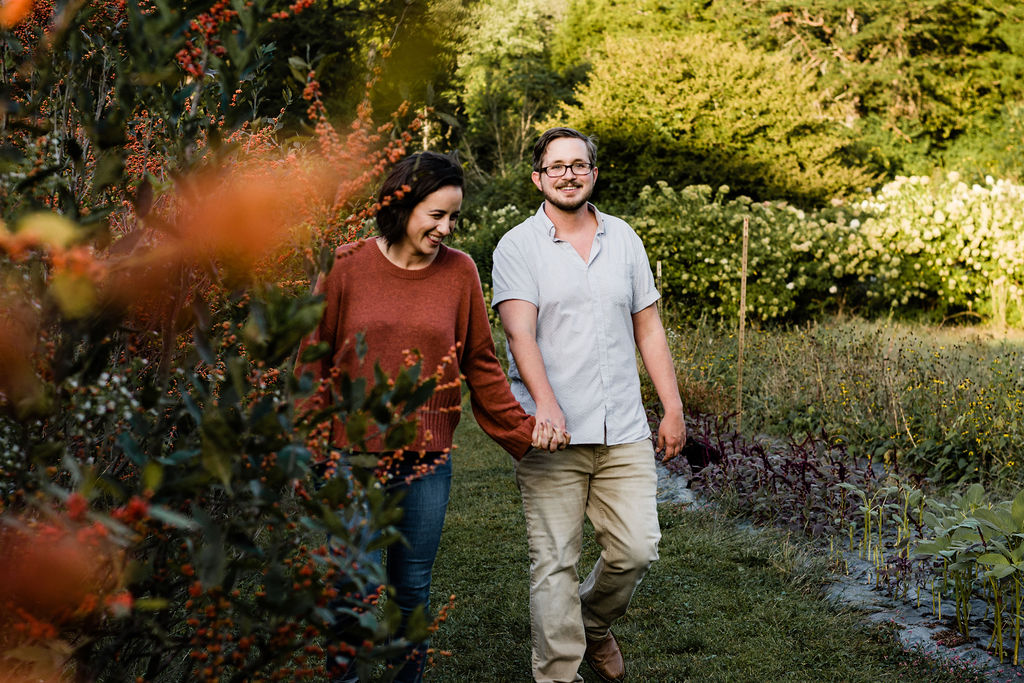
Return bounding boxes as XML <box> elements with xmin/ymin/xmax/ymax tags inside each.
<box><xmin>656</xmin><ymin>316</ymin><xmax>1024</xmax><ymax>487</ymax></box>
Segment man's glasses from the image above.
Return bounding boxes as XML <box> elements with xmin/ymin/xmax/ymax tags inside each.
<box><xmin>539</xmin><ymin>162</ymin><xmax>594</xmax><ymax>178</ymax></box>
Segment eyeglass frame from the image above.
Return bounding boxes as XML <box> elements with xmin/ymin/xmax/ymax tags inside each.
<box><xmin>537</xmin><ymin>162</ymin><xmax>596</xmax><ymax>178</ymax></box>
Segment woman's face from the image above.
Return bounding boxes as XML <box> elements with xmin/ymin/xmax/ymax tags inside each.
<box><xmin>396</xmin><ymin>185</ymin><xmax>463</xmax><ymax>263</ymax></box>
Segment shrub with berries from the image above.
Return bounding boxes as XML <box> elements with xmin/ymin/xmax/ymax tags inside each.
<box><xmin>1</xmin><ymin>0</ymin><xmax>432</xmax><ymax>680</ymax></box>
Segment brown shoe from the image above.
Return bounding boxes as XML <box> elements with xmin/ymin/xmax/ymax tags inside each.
<box><xmin>584</xmin><ymin>631</ymin><xmax>625</xmax><ymax>682</ymax></box>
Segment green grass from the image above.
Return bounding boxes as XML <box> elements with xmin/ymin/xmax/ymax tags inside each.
<box><xmin>423</xmin><ymin>411</ymin><xmax>984</xmax><ymax>682</ymax></box>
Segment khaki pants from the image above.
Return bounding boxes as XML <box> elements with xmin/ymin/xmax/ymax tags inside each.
<box><xmin>514</xmin><ymin>440</ymin><xmax>661</xmax><ymax>683</ymax></box>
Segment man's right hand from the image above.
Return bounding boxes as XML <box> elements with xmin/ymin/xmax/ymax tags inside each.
<box><xmin>531</xmin><ymin>403</ymin><xmax>570</xmax><ymax>452</ymax></box>
<box><xmin>535</xmin><ymin>402</ymin><xmax>566</xmax><ymax>436</ymax></box>
<box><xmin>531</xmin><ymin>419</ymin><xmax>571</xmax><ymax>452</ymax></box>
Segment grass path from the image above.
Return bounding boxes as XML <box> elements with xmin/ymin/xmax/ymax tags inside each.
<box><xmin>424</xmin><ymin>413</ymin><xmax>982</xmax><ymax>682</ymax></box>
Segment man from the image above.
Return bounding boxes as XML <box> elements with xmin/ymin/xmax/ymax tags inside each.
<box><xmin>491</xmin><ymin>127</ymin><xmax>685</xmax><ymax>683</ymax></box>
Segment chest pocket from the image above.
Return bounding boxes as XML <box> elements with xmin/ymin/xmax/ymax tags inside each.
<box><xmin>599</xmin><ymin>262</ymin><xmax>634</xmax><ymax>309</ymax></box>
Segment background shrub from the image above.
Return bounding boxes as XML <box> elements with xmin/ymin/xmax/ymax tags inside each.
<box><xmin>548</xmin><ymin>0</ymin><xmax>1024</xmax><ymax>184</ymax></box>
<box><xmin>555</xmin><ymin>33</ymin><xmax>875</xmax><ymax>207</ymax></box>
<box><xmin>629</xmin><ymin>173</ymin><xmax>1024</xmax><ymax>325</ymax></box>
<box><xmin>844</xmin><ymin>173</ymin><xmax>1024</xmax><ymax>325</ymax></box>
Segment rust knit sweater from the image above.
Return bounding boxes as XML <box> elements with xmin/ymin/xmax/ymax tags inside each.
<box><xmin>300</xmin><ymin>239</ymin><xmax>535</xmax><ymax>459</ymax></box>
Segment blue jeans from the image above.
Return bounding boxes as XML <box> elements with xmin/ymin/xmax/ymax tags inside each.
<box><xmin>330</xmin><ymin>454</ymin><xmax>453</xmax><ymax>683</ymax></box>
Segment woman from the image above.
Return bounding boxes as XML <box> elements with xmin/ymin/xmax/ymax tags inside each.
<box><xmin>299</xmin><ymin>151</ymin><xmax>565</xmax><ymax>682</ymax></box>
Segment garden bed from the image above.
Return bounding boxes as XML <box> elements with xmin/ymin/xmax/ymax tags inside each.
<box><xmin>663</xmin><ymin>414</ymin><xmax>1024</xmax><ymax>681</ymax></box>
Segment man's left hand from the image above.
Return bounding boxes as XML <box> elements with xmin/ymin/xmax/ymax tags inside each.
<box><xmin>656</xmin><ymin>409</ymin><xmax>686</xmax><ymax>460</ymax></box>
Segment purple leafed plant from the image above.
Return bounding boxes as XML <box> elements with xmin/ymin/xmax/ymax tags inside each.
<box><xmin>668</xmin><ymin>413</ymin><xmax>882</xmax><ymax>537</ymax></box>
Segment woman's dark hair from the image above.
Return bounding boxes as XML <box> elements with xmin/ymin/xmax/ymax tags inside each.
<box><xmin>376</xmin><ymin>151</ymin><xmax>464</xmax><ymax>246</ymax></box>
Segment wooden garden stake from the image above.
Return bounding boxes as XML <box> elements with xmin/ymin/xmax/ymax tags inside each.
<box><xmin>421</xmin><ymin>106</ymin><xmax>431</xmax><ymax>150</ymax></box>
<box><xmin>737</xmin><ymin>216</ymin><xmax>749</xmax><ymax>433</ymax></box>
<box><xmin>656</xmin><ymin>260</ymin><xmax>662</xmax><ymax>316</ymax></box>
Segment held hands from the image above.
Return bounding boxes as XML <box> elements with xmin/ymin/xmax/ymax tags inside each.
<box><xmin>531</xmin><ymin>419</ymin><xmax>571</xmax><ymax>452</ymax></box>
<box><xmin>531</xmin><ymin>406</ymin><xmax>571</xmax><ymax>452</ymax></box>
<box><xmin>531</xmin><ymin>403</ymin><xmax>570</xmax><ymax>452</ymax></box>
<box><xmin>656</xmin><ymin>408</ymin><xmax>686</xmax><ymax>460</ymax></box>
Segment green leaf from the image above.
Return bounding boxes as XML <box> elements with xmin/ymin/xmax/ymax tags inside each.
<box><xmin>157</xmin><ymin>449</ymin><xmax>199</xmax><ymax>466</ymax></box>
<box><xmin>147</xmin><ymin>505</ymin><xmax>198</xmax><ymax>530</ymax></box>
<box><xmin>12</xmin><ymin>211</ymin><xmax>80</xmax><ymax>248</ymax></box>
<box><xmin>118</xmin><ymin>433</ymin><xmax>147</xmax><ymax>466</ymax></box>
<box><xmin>348</xmin><ymin>454</ymin><xmax>380</xmax><ymax>470</ymax></box>
<box><xmin>193</xmin><ymin>507</ymin><xmax>226</xmax><ymax>588</ymax></box>
<box><xmin>200</xmin><ymin>411</ymin><xmax>237</xmax><ymax>493</ymax></box>
<box><xmin>1011</xmin><ymin>490</ymin><xmax>1024</xmax><ymax>526</ymax></box>
<box><xmin>300</xmin><ymin>341</ymin><xmax>331</xmax><ymax>364</ymax></box>
<box><xmin>133</xmin><ymin>597</ymin><xmax>170</xmax><ymax>610</ymax></box>
<box><xmin>93</xmin><ymin>151</ymin><xmax>125</xmax><ymax>190</ymax></box>
<box><xmin>340</xmin><ymin>376</ymin><xmax>366</xmax><ymax>411</ymax></box>
<box><xmin>142</xmin><ymin>461</ymin><xmax>163</xmax><ymax>492</ymax></box>
<box><xmin>346</xmin><ymin>412</ymin><xmax>369</xmax><ymax>444</ymax></box>
<box><xmin>384</xmin><ymin>421</ymin><xmax>418</xmax><ymax>451</ymax></box>
<box><xmin>278</xmin><ymin>444</ymin><xmax>310</xmax><ymax>478</ymax></box>
<box><xmin>371</xmin><ymin>397</ymin><xmax>392</xmax><ymax>426</ymax></box>
<box><xmin>50</xmin><ymin>271</ymin><xmax>97</xmax><ymax>318</ymax></box>
<box><xmin>402</xmin><ymin>378</ymin><xmax>438</xmax><ymax>417</ymax></box>
<box><xmin>181</xmin><ymin>392</ymin><xmax>202</xmax><ymax>423</ymax></box>
<box><xmin>403</xmin><ymin>605</ymin><xmax>431</xmax><ymax>642</ymax></box>
<box><xmin>390</xmin><ymin>367</ymin><xmax>415</xmax><ymax>404</ymax></box>
<box><xmin>977</xmin><ymin>552</ymin><xmax>1011</xmax><ymax>566</ymax></box>
<box><xmin>288</xmin><ymin>55</ymin><xmax>309</xmax><ymax>84</ymax></box>
<box><xmin>973</xmin><ymin>507</ymin><xmax>1016</xmax><ymax>535</ymax></box>
<box><xmin>913</xmin><ymin>538</ymin><xmax>950</xmax><ymax>556</ymax></box>
<box><xmin>988</xmin><ymin>565</ymin><xmax>1017</xmax><ymax>580</ymax></box>
<box><xmin>368</xmin><ymin>527</ymin><xmax>404</xmax><ymax>553</ymax></box>
<box><xmin>355</xmin><ymin>331</ymin><xmax>367</xmax><ymax>360</ymax></box>
<box><xmin>964</xmin><ymin>482</ymin><xmax>986</xmax><ymax>507</ymax></box>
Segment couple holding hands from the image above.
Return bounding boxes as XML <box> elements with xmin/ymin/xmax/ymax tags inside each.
<box><xmin>300</xmin><ymin>127</ymin><xmax>685</xmax><ymax>683</ymax></box>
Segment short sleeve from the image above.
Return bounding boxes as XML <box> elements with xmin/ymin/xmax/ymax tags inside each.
<box><xmin>630</xmin><ymin>229</ymin><xmax>660</xmax><ymax>314</ymax></box>
<box><xmin>492</xmin><ymin>236</ymin><xmax>539</xmax><ymax>309</ymax></box>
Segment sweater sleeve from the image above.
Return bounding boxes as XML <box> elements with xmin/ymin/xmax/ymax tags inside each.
<box><xmin>457</xmin><ymin>257</ymin><xmax>536</xmax><ymax>459</ymax></box>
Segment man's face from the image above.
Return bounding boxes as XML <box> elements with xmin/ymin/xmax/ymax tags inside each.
<box><xmin>532</xmin><ymin>137</ymin><xmax>597</xmax><ymax>212</ymax></box>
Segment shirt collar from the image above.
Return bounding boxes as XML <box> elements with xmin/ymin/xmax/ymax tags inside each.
<box><xmin>535</xmin><ymin>202</ymin><xmax>605</xmax><ymax>242</ymax></box>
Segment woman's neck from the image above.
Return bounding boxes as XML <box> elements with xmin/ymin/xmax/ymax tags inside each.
<box><xmin>376</xmin><ymin>236</ymin><xmax>437</xmax><ymax>270</ymax></box>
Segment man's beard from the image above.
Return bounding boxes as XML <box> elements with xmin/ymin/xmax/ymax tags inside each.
<box><xmin>544</xmin><ymin>181</ymin><xmax>593</xmax><ymax>212</ymax></box>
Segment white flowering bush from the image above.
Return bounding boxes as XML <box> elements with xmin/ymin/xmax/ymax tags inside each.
<box><xmin>632</xmin><ymin>173</ymin><xmax>1024</xmax><ymax>325</ymax></box>
<box><xmin>843</xmin><ymin>173</ymin><xmax>1024</xmax><ymax>324</ymax></box>
<box><xmin>628</xmin><ymin>182</ymin><xmax>869</xmax><ymax>322</ymax></box>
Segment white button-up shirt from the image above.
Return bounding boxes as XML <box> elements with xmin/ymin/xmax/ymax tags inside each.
<box><xmin>491</xmin><ymin>203</ymin><xmax>660</xmax><ymax>445</ymax></box>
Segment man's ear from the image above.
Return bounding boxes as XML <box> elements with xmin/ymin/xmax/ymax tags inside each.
<box><xmin>531</xmin><ymin>171</ymin><xmax>544</xmax><ymax>192</ymax></box>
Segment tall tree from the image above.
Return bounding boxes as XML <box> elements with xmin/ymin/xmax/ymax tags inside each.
<box><xmin>451</xmin><ymin>0</ymin><xmax>575</xmax><ymax>177</ymax></box>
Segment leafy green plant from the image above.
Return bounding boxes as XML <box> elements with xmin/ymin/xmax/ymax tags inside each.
<box><xmin>913</xmin><ymin>485</ymin><xmax>1024</xmax><ymax>663</ymax></box>
<box><xmin>627</xmin><ymin>171</ymin><xmax>1024</xmax><ymax>325</ymax></box>
<box><xmin>662</xmin><ymin>315</ymin><xmax>1024</xmax><ymax>487</ymax></box>
<box><xmin>451</xmin><ymin>0</ymin><xmax>577</xmax><ymax>178</ymax></box>
<box><xmin>627</xmin><ymin>182</ymin><xmax>871</xmax><ymax>322</ymax></box>
<box><xmin>0</xmin><ymin>0</ymin><xmax>437</xmax><ymax>679</ymax></box>
<box><xmin>552</xmin><ymin>0</ymin><xmax>1024</xmax><ymax>182</ymax></box>
<box><xmin>554</xmin><ymin>33</ymin><xmax>875</xmax><ymax>206</ymax></box>
<box><xmin>844</xmin><ymin>173</ymin><xmax>1024</xmax><ymax>324</ymax></box>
